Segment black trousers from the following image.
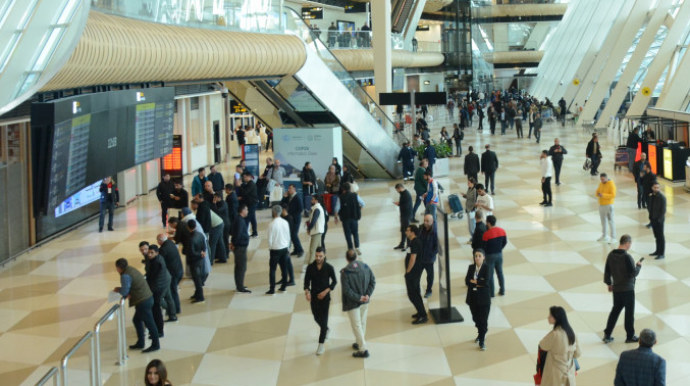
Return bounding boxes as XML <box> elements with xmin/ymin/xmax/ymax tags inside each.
<box><xmin>269</xmin><ymin>248</ymin><xmax>288</xmax><ymax>291</ymax></box>
<box><xmin>190</xmin><ymin>261</ymin><xmax>204</xmax><ymax>301</ymax></box>
<box><xmin>399</xmin><ymin>218</ymin><xmax>410</xmax><ymax>247</ymax></box>
<box><xmin>553</xmin><ymin>159</ymin><xmax>563</xmax><ymax>184</ymax></box>
<box><xmin>469</xmin><ymin>303</ymin><xmax>490</xmax><ymax>342</ymax></box>
<box><xmin>477</xmin><ymin>117</ymin><xmax>483</xmax><ymax>130</ymax></box>
<box><xmin>515</xmin><ymin>120</ymin><xmax>523</xmax><ymax>138</ymax></box>
<box><xmin>651</xmin><ymin>219</ymin><xmax>665</xmax><ymax>254</ymax></box>
<box><xmin>342</xmin><ymin>219</ymin><xmax>360</xmax><ymax>249</ymax></box>
<box><xmin>484</xmin><ymin>171</ymin><xmax>496</xmax><ymax>194</ymax></box>
<box><xmin>405</xmin><ymin>268</ymin><xmax>426</xmax><ymax>315</ymax></box>
<box><xmin>290</xmin><ymin>218</ymin><xmax>304</xmax><ymax>254</ymax></box>
<box><xmin>542</xmin><ymin>177</ymin><xmax>552</xmax><ymax>203</ymax></box>
<box><xmin>636</xmin><ymin>184</ymin><xmax>646</xmax><ymax>209</ymax></box>
<box><xmin>311</xmin><ymin>299</ymin><xmax>330</xmax><ymax>343</ymax></box>
<box><xmin>161</xmin><ymin>202</ymin><xmax>170</xmax><ymax>226</ymax></box>
<box><xmin>170</xmin><ymin>273</ymin><xmax>181</xmax><ymax>314</ymax></box>
<box><xmin>424</xmin><ymin>263</ymin><xmax>434</xmax><ymax>293</ymax></box>
<box><xmin>604</xmin><ymin>290</ymin><xmax>635</xmax><ymax>339</ymax></box>
<box><xmin>489</xmin><ymin>120</ymin><xmax>496</xmax><ymax>134</ymax></box>
<box><xmin>234</xmin><ymin>246</ymin><xmax>248</xmax><ymax>289</ymax></box>
<box><xmin>152</xmin><ymin>293</ymin><xmax>165</xmax><ymax>335</ymax></box>
<box><xmin>247</xmin><ymin>204</ymin><xmax>258</xmax><ymax>236</ymax></box>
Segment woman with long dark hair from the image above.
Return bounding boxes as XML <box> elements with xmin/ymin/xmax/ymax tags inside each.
<box><xmin>145</xmin><ymin>359</ymin><xmax>172</xmax><ymax>386</ymax></box>
<box><xmin>538</xmin><ymin>306</ymin><xmax>581</xmax><ymax>386</ymax></box>
<box><xmin>465</xmin><ymin>248</ymin><xmax>491</xmax><ymax>351</ymax></box>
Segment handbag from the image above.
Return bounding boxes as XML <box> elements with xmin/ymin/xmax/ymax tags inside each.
<box><xmin>582</xmin><ymin>158</ymin><xmax>592</xmax><ymax>170</ymax></box>
<box><xmin>534</xmin><ymin>346</ymin><xmax>547</xmax><ymax>385</ymax></box>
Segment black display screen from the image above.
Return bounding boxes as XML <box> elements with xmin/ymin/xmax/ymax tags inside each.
<box><xmin>31</xmin><ymin>87</ymin><xmax>175</xmax><ymax>216</ymax></box>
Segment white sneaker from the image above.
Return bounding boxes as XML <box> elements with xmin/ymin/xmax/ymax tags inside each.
<box><xmin>316</xmin><ymin>343</ymin><xmax>325</xmax><ymax>355</ymax></box>
<box><xmin>597</xmin><ymin>236</ymin><xmax>609</xmax><ymax>242</ymax></box>
<box><xmin>608</xmin><ymin>238</ymin><xmax>616</xmax><ymax>244</ymax></box>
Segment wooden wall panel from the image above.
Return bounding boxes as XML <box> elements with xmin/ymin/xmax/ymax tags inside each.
<box><xmin>41</xmin><ymin>12</ymin><xmax>308</xmax><ymax>91</ymax></box>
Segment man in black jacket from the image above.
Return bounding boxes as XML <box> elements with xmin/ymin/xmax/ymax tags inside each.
<box><xmin>224</xmin><ymin>184</ymin><xmax>238</xmax><ymax>227</ymax></box>
<box><xmin>99</xmin><ymin>176</ymin><xmax>120</xmax><ymax>232</ymax></box>
<box><xmin>404</xmin><ymin>225</ymin><xmax>427</xmax><ymax>324</ymax></box>
<box><xmin>146</xmin><ymin>245</ymin><xmax>175</xmax><ymax>335</ymax></box>
<box><xmin>157</xmin><ymin>233</ymin><xmax>183</xmax><ymax>316</ymax></box>
<box><xmin>633</xmin><ymin>153</ymin><xmax>650</xmax><ymax>209</ymax></box>
<box><xmin>303</xmin><ymin>247</ymin><xmax>337</xmax><ymax>355</ymax></box>
<box><xmin>471</xmin><ymin>210</ymin><xmax>487</xmax><ymax>251</ymax></box>
<box><xmin>282</xmin><ymin>184</ymin><xmax>304</xmax><ymax>257</ymax></box>
<box><xmin>239</xmin><ymin>172</ymin><xmax>259</xmax><ymax>237</ymax></box>
<box><xmin>464</xmin><ymin>146</ymin><xmax>480</xmax><ymax>183</ymax></box>
<box><xmin>336</xmin><ymin>183</ymin><xmax>362</xmax><ymax>255</ymax></box>
<box><xmin>231</xmin><ymin>205</ymin><xmax>251</xmax><ymax>293</ymax></box>
<box><xmin>208</xmin><ymin>165</ymin><xmax>225</xmax><ymax>198</ymax></box>
<box><xmin>648</xmin><ymin>182</ymin><xmax>666</xmax><ymax>260</ymax></box>
<box><xmin>187</xmin><ymin>220</ymin><xmax>207</xmax><ymax>303</ymax></box>
<box><xmin>603</xmin><ymin>235</ymin><xmax>642</xmax><ymax>344</ymax></box>
<box><xmin>547</xmin><ymin>138</ymin><xmax>568</xmax><ymax>185</ymax></box>
<box><xmin>156</xmin><ymin>173</ymin><xmax>175</xmax><ymax>227</ymax></box>
<box><xmin>586</xmin><ymin>134</ymin><xmax>602</xmax><ymax>176</ymax></box>
<box><xmin>641</xmin><ymin>163</ymin><xmax>657</xmax><ymax>226</ymax></box>
<box><xmin>191</xmin><ymin>197</ymin><xmax>212</xmax><ymax>236</ymax></box>
<box><xmin>170</xmin><ymin>180</ymin><xmax>189</xmax><ymax>219</ymax></box>
<box><xmin>212</xmin><ymin>193</ymin><xmax>231</xmax><ymax>261</ymax></box>
<box><xmin>394</xmin><ymin>183</ymin><xmax>413</xmax><ymax>251</ymax></box>
<box><xmin>626</xmin><ymin>128</ymin><xmax>642</xmax><ymax>173</ymax></box>
<box><xmin>480</xmin><ymin>145</ymin><xmax>499</xmax><ymax>195</ymax></box>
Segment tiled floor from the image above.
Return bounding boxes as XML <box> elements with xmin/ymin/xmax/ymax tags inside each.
<box><xmin>2</xmin><ymin>109</ymin><xmax>690</xmax><ymax>386</ymax></box>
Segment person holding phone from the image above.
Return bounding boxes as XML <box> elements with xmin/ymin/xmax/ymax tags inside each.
<box><xmin>603</xmin><ymin>235</ymin><xmax>642</xmax><ymax>344</ymax></box>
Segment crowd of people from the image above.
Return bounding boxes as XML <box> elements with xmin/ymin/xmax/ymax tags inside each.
<box><xmin>104</xmin><ymin>88</ymin><xmax>667</xmax><ymax>385</ymax></box>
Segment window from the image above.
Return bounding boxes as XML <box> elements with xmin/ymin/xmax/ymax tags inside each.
<box><xmin>190</xmin><ymin>97</ymin><xmax>200</xmax><ymax>110</ymax></box>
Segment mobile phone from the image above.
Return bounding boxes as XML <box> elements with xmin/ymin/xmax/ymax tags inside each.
<box><xmin>639</xmin><ymin>257</ymin><xmax>645</xmax><ymax>263</ymax></box>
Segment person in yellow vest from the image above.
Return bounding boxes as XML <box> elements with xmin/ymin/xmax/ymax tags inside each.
<box><xmin>596</xmin><ymin>173</ymin><xmax>617</xmax><ymax>244</ymax></box>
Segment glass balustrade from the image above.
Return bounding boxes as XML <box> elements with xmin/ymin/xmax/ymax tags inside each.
<box><xmin>284</xmin><ymin>7</ymin><xmax>404</xmax><ymax>142</ymax></box>
<box><xmin>91</xmin><ymin>0</ymin><xmax>284</xmax><ymax>33</ymax></box>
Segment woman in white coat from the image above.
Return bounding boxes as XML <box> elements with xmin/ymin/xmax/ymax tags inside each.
<box><xmin>539</xmin><ymin>306</ymin><xmax>581</xmax><ymax>386</ymax></box>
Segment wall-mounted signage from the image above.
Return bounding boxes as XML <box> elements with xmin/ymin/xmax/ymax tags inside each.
<box><xmin>162</xmin><ymin>135</ymin><xmax>183</xmax><ymax>180</ymax></box>
<box><xmin>302</xmin><ymin>6</ymin><xmax>323</xmax><ymax>19</ymax></box>
<box><xmin>230</xmin><ymin>100</ymin><xmax>248</xmax><ymax>114</ymax></box>
<box><xmin>417</xmin><ymin>25</ymin><xmax>430</xmax><ymax>31</ymax></box>
<box><xmin>345</xmin><ymin>3</ymin><xmax>367</xmax><ymax>13</ymax></box>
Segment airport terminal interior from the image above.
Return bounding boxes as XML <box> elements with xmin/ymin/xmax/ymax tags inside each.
<box><xmin>1</xmin><ymin>0</ymin><xmax>690</xmax><ymax>385</ymax></box>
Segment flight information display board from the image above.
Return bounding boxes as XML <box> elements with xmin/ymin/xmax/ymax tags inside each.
<box><xmin>31</xmin><ymin>87</ymin><xmax>175</xmax><ymax>216</ymax></box>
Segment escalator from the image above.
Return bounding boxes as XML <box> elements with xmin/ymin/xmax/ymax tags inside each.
<box><xmin>393</xmin><ymin>0</ymin><xmax>417</xmax><ymax>34</ymax></box>
<box><xmin>226</xmin><ymin>8</ymin><xmax>405</xmax><ymax>179</ymax></box>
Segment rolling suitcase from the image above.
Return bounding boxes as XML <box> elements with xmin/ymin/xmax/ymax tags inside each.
<box><xmin>448</xmin><ymin>194</ymin><xmax>464</xmax><ymax>219</ymax></box>
<box><xmin>321</xmin><ymin>193</ymin><xmax>333</xmax><ymax>215</ymax></box>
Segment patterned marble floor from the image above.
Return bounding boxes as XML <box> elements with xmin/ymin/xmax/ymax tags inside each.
<box><xmin>2</xmin><ymin>110</ymin><xmax>690</xmax><ymax>386</ymax></box>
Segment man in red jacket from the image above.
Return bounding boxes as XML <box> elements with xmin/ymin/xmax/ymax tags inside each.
<box><xmin>482</xmin><ymin>215</ymin><xmax>507</xmax><ymax>297</ymax></box>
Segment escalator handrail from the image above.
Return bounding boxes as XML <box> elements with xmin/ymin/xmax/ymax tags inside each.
<box><xmin>283</xmin><ymin>7</ymin><xmax>401</xmax><ymax>131</ymax></box>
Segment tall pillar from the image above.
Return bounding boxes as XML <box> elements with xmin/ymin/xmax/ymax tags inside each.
<box><xmin>372</xmin><ymin>0</ymin><xmax>392</xmax><ymax>128</ymax></box>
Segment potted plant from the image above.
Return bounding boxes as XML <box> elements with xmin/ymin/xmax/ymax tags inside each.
<box><xmin>415</xmin><ymin>140</ymin><xmax>451</xmax><ymax>177</ymax></box>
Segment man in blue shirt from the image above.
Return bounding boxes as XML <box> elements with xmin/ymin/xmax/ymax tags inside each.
<box><xmin>614</xmin><ymin>328</ymin><xmax>665</xmax><ymax>386</ymax></box>
<box><xmin>192</xmin><ymin>167</ymin><xmax>207</xmax><ymax>197</ymax></box>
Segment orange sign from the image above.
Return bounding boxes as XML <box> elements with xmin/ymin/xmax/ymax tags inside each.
<box><xmin>648</xmin><ymin>145</ymin><xmax>657</xmax><ymax>175</ymax></box>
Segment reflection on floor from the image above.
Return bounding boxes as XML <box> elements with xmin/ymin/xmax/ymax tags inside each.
<box><xmin>2</xmin><ymin>110</ymin><xmax>690</xmax><ymax>386</ymax></box>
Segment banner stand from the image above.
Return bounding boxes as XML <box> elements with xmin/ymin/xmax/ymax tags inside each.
<box><xmin>429</xmin><ymin>208</ymin><xmax>464</xmax><ymax>324</ymax></box>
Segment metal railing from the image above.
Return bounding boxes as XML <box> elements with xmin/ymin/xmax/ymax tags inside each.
<box><xmin>35</xmin><ymin>367</ymin><xmax>60</xmax><ymax>386</ymax></box>
<box><xmin>93</xmin><ymin>297</ymin><xmax>128</xmax><ymax>386</ymax></box>
<box><xmin>60</xmin><ymin>331</ymin><xmax>95</xmax><ymax>386</ymax></box>
<box><xmin>36</xmin><ymin>296</ymin><xmax>127</xmax><ymax>386</ymax></box>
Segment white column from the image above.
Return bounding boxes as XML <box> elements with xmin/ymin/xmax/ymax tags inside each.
<box><xmin>372</xmin><ymin>0</ymin><xmax>392</xmax><ymax>126</ymax></box>
<box><xmin>596</xmin><ymin>0</ymin><xmax>673</xmax><ymax>127</ymax></box>
<box><xmin>571</xmin><ymin>0</ymin><xmax>645</xmax><ymax>112</ymax></box>
<box><xmin>579</xmin><ymin>0</ymin><xmax>654</xmax><ymax>124</ymax></box>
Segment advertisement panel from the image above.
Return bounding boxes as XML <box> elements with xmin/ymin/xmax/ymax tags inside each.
<box><xmin>273</xmin><ymin>127</ymin><xmax>343</xmax><ymax>179</ymax></box>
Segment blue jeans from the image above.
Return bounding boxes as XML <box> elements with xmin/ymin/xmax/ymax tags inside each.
<box><xmin>485</xmin><ymin>253</ymin><xmax>505</xmax><ymax>296</ymax></box>
<box><xmin>133</xmin><ymin>296</ymin><xmax>159</xmax><ymax>347</ymax></box>
<box><xmin>412</xmin><ymin>194</ymin><xmax>423</xmax><ymax>219</ymax></box>
<box><xmin>342</xmin><ymin>219</ymin><xmax>360</xmax><ymax>249</ymax></box>
<box><xmin>590</xmin><ymin>155</ymin><xmax>601</xmax><ymax>175</ymax></box>
<box><xmin>425</xmin><ymin>203</ymin><xmax>437</xmax><ymax>224</ymax></box>
<box><xmin>99</xmin><ymin>200</ymin><xmax>115</xmax><ymax>230</ymax></box>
